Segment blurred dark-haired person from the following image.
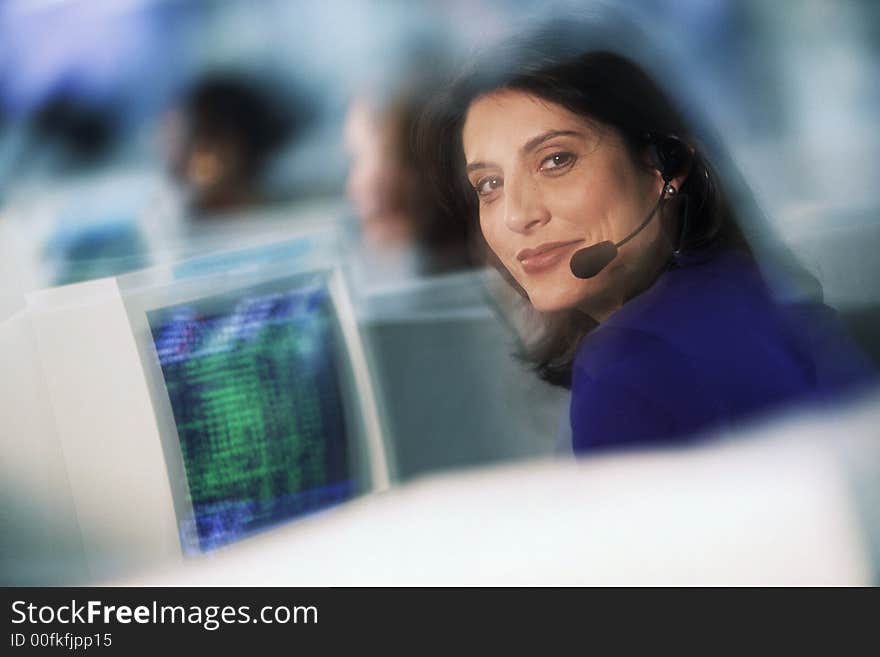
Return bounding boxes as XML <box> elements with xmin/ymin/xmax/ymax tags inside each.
<box><xmin>164</xmin><ymin>74</ymin><xmax>298</xmax><ymax>218</ymax></box>
<box><xmin>418</xmin><ymin>25</ymin><xmax>876</xmax><ymax>455</ymax></box>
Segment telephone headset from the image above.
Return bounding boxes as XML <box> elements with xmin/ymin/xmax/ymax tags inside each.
<box><xmin>569</xmin><ymin>133</ymin><xmax>694</xmax><ymax>279</ymax></box>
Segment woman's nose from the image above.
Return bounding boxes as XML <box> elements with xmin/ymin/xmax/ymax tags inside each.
<box><xmin>504</xmin><ymin>180</ymin><xmax>550</xmax><ymax>234</ymax></box>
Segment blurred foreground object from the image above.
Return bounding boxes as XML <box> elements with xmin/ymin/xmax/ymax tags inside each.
<box><xmin>117</xmin><ymin>390</ymin><xmax>880</xmax><ymax>586</ymax></box>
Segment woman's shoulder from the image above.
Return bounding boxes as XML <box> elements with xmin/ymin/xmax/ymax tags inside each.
<box><xmin>573</xmin><ymin>324</ymin><xmax>689</xmax><ymax>380</ymax></box>
<box><xmin>570</xmin><ymin>327</ymin><xmax>724</xmax><ymax>450</ymax></box>
<box><xmin>578</xmin><ymin>247</ymin><xmax>772</xmax><ymax>371</ymax></box>
<box><xmin>572</xmin><ymin>323</ymin><xmax>724</xmax><ymax>424</ymax></box>
<box><xmin>604</xmin><ymin>247</ymin><xmax>768</xmax><ymax>334</ymax></box>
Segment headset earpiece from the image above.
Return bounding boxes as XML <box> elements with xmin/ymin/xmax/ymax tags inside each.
<box><xmin>648</xmin><ymin>135</ymin><xmax>688</xmax><ymax>183</ymax></box>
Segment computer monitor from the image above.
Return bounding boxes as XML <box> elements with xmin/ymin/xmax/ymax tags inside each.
<box><xmin>124</xmin><ymin>236</ymin><xmax>390</xmax><ymax>556</ymax></box>
<box><xmin>146</xmin><ymin>272</ymin><xmax>373</xmax><ymax>553</ymax></box>
<box><xmin>357</xmin><ymin>269</ymin><xmax>567</xmax><ymax>480</ymax></box>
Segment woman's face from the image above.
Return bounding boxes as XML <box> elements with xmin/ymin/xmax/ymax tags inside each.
<box><xmin>462</xmin><ymin>90</ymin><xmax>675</xmax><ymax>319</ymax></box>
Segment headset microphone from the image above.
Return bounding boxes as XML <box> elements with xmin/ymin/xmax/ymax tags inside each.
<box><xmin>569</xmin><ymin>135</ymin><xmax>687</xmax><ymax>280</ymax></box>
<box><xmin>569</xmin><ymin>239</ymin><xmax>620</xmax><ymax>279</ymax></box>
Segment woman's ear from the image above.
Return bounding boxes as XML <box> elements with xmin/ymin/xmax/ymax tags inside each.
<box><xmin>669</xmin><ymin>143</ymin><xmax>696</xmax><ymax>191</ymax></box>
<box><xmin>668</xmin><ymin>149</ymin><xmax>694</xmax><ymax>195</ymax></box>
<box><xmin>643</xmin><ymin>136</ymin><xmax>695</xmax><ymax>195</ymax></box>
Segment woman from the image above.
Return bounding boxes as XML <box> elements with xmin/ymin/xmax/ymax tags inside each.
<box><xmin>418</xmin><ymin>30</ymin><xmax>875</xmax><ymax>454</ymax></box>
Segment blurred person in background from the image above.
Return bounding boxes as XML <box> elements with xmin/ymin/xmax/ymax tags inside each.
<box><xmin>163</xmin><ymin>74</ymin><xmax>302</xmax><ymax>220</ymax></box>
<box><xmin>418</xmin><ymin>18</ymin><xmax>877</xmax><ymax>455</ymax></box>
<box><xmin>27</xmin><ymin>94</ymin><xmax>121</xmax><ymax>174</ymax></box>
<box><xmin>345</xmin><ymin>56</ymin><xmax>473</xmax><ymax>284</ymax></box>
<box><xmin>20</xmin><ymin>91</ymin><xmax>154</xmax><ymax>285</ymax></box>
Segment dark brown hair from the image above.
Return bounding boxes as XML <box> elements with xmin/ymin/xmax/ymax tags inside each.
<box><xmin>416</xmin><ymin>23</ymin><xmax>773</xmax><ymax>388</ymax></box>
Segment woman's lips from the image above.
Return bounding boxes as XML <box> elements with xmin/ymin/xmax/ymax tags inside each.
<box><xmin>517</xmin><ymin>240</ymin><xmax>584</xmax><ymax>274</ymax></box>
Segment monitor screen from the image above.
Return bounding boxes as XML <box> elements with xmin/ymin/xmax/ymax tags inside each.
<box><xmin>147</xmin><ymin>276</ymin><xmax>357</xmax><ymax>553</ymax></box>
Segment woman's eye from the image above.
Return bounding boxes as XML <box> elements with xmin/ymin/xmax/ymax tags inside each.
<box><xmin>474</xmin><ymin>176</ymin><xmax>503</xmax><ymax>197</ymax></box>
<box><xmin>539</xmin><ymin>152</ymin><xmax>575</xmax><ymax>171</ymax></box>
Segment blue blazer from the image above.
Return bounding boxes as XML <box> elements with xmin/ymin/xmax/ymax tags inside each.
<box><xmin>569</xmin><ymin>247</ymin><xmax>876</xmax><ymax>453</ymax></box>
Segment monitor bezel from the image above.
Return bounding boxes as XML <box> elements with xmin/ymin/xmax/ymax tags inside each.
<box><xmin>120</xmin><ymin>253</ymin><xmax>390</xmax><ymax>556</ymax></box>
